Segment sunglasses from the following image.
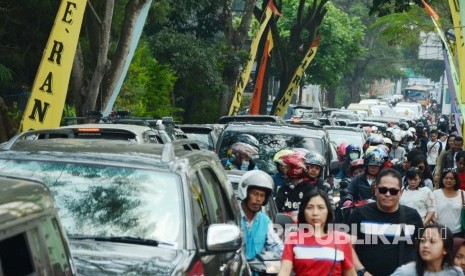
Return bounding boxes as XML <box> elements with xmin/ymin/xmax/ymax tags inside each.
<box><xmin>377</xmin><ymin>187</ymin><xmax>401</xmax><ymax>196</ymax></box>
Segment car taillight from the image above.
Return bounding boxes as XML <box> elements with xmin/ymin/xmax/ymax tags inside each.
<box><xmin>188</xmin><ymin>260</ymin><xmax>204</xmax><ymax>276</ymax></box>
<box><xmin>77</xmin><ymin>128</ymin><xmax>100</xmax><ymax>133</ymax></box>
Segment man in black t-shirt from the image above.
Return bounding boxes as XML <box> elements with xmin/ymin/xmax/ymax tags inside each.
<box><xmin>350</xmin><ymin>168</ymin><xmax>423</xmax><ymax>276</ymax></box>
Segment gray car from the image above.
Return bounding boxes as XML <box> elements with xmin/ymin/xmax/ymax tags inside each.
<box><xmin>0</xmin><ymin>174</ymin><xmax>76</xmax><ymax>275</ymax></box>
<box><xmin>0</xmin><ymin>138</ymin><xmax>247</xmax><ymax>275</ymax></box>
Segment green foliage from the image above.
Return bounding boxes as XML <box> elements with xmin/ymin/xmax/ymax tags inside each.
<box><xmin>306</xmin><ymin>3</ymin><xmax>366</xmax><ymax>88</ymax></box>
<box><xmin>369</xmin><ymin>0</ymin><xmax>423</xmax><ymax>17</ymax></box>
<box><xmin>115</xmin><ymin>39</ymin><xmax>179</xmax><ymax>118</ymax></box>
<box><xmin>0</xmin><ymin>64</ymin><xmax>13</xmax><ymax>86</ymax></box>
<box><xmin>6</xmin><ymin>101</ymin><xmax>21</xmax><ymax>127</ymax></box>
<box><xmin>149</xmin><ymin>29</ymin><xmax>226</xmax><ymax>123</ymax></box>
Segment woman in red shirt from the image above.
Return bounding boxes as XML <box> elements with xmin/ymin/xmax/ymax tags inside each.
<box><xmin>278</xmin><ymin>189</ymin><xmax>356</xmax><ymax>275</ymax></box>
<box><xmin>456</xmin><ymin>151</ymin><xmax>465</xmax><ymax>190</ymax></box>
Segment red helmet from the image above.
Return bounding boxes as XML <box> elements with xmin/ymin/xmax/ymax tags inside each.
<box><xmin>282</xmin><ymin>153</ymin><xmax>306</xmax><ymax>179</ymax></box>
<box><xmin>337</xmin><ymin>143</ymin><xmax>348</xmax><ymax>162</ymax></box>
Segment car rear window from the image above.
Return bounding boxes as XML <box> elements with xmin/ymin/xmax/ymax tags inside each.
<box><xmin>218</xmin><ymin>129</ymin><xmax>324</xmax><ymax>174</ymax></box>
<box><xmin>0</xmin><ymin>159</ymin><xmax>183</xmax><ymax>248</ymax></box>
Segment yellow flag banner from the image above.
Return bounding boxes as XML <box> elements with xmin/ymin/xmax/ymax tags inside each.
<box><xmin>274</xmin><ymin>36</ymin><xmax>320</xmax><ymax>117</ymax></box>
<box><xmin>448</xmin><ymin>0</ymin><xmax>465</xmax><ymax>103</ymax></box>
<box><xmin>20</xmin><ymin>0</ymin><xmax>87</xmax><ymax>131</ymax></box>
<box><xmin>228</xmin><ymin>1</ymin><xmax>281</xmax><ymax>115</ymax></box>
<box><xmin>249</xmin><ymin>29</ymin><xmax>274</xmax><ymax>115</ymax></box>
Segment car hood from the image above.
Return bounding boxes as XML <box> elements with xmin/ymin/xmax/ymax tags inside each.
<box><xmin>70</xmin><ymin>240</ymin><xmax>190</xmax><ymax>275</ymax></box>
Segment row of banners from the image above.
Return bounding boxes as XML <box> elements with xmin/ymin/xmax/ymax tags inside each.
<box><xmin>422</xmin><ymin>0</ymin><xmax>465</xmax><ymax>136</ymax></box>
<box><xmin>228</xmin><ymin>0</ymin><xmax>320</xmax><ymax>116</ymax></box>
<box><xmin>19</xmin><ymin>0</ymin><xmax>465</xmax><ymax>131</ymax></box>
<box><xmin>19</xmin><ymin>0</ymin><xmax>319</xmax><ymax>131</ymax></box>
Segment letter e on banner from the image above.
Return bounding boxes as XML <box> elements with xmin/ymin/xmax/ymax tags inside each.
<box><xmin>20</xmin><ymin>0</ymin><xmax>87</xmax><ymax>131</ymax></box>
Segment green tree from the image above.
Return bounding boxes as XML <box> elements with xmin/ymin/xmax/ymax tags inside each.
<box><xmin>150</xmin><ymin>29</ymin><xmax>226</xmax><ymax>123</ymax></box>
<box><xmin>115</xmin><ymin>39</ymin><xmax>179</xmax><ymax>118</ymax></box>
<box><xmin>305</xmin><ymin>3</ymin><xmax>366</xmax><ymax>107</ymax></box>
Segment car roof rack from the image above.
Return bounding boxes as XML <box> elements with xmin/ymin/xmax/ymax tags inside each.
<box><xmin>2</xmin><ymin>129</ymin><xmax>76</xmax><ymax>150</ymax></box>
<box><xmin>161</xmin><ymin>139</ymin><xmax>201</xmax><ymax>162</ymax></box>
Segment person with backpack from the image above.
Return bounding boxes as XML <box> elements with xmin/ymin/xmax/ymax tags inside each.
<box><xmin>426</xmin><ymin>129</ymin><xmax>442</xmax><ymax>172</ymax></box>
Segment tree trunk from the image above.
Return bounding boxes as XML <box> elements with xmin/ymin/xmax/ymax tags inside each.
<box><xmin>220</xmin><ymin>0</ymin><xmax>258</xmax><ymax>116</ymax></box>
<box><xmin>0</xmin><ymin>97</ymin><xmax>17</xmax><ymax>142</ymax></box>
<box><xmin>102</xmin><ymin>0</ymin><xmax>151</xmax><ymax>110</ymax></box>
<box><xmin>326</xmin><ymin>86</ymin><xmax>336</xmax><ymax>107</ymax></box>
<box><xmin>82</xmin><ymin>0</ymin><xmax>114</xmax><ymax>114</ymax></box>
<box><xmin>270</xmin><ymin>0</ymin><xmax>328</xmax><ymax>115</ymax></box>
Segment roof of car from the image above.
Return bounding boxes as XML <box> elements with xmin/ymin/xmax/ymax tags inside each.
<box><xmin>0</xmin><ymin>174</ymin><xmax>55</xmax><ymax>226</ymax></box>
<box><xmin>61</xmin><ymin>123</ymin><xmax>153</xmax><ymax>132</ymax></box>
<box><xmin>0</xmin><ymin>139</ymin><xmax>206</xmax><ymax>168</ymax></box>
<box><xmin>218</xmin><ymin>115</ymin><xmax>286</xmax><ymax>124</ymax></box>
<box><xmin>223</xmin><ymin>122</ymin><xmax>326</xmax><ymax>138</ymax></box>
<box><xmin>323</xmin><ymin>126</ymin><xmax>366</xmax><ymax>132</ymax></box>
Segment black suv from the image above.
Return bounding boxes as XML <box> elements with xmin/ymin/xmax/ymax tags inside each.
<box><xmin>216</xmin><ymin>122</ymin><xmax>334</xmax><ymax>177</ymax></box>
<box><xmin>0</xmin><ymin>139</ymin><xmax>246</xmax><ymax>275</ymax></box>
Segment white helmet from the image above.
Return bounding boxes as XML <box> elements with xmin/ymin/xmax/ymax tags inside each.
<box><xmin>392</xmin><ymin>133</ymin><xmax>402</xmax><ymax>142</ymax></box>
<box><xmin>386</xmin><ymin>127</ymin><xmax>394</xmax><ymax>133</ymax></box>
<box><xmin>408</xmin><ymin>127</ymin><xmax>416</xmax><ymax>134</ymax></box>
<box><xmin>383</xmin><ymin>137</ymin><xmax>393</xmax><ymax>145</ymax></box>
<box><xmin>371</xmin><ymin>126</ymin><xmax>378</xmax><ymax>132</ymax></box>
<box><xmin>238</xmin><ymin>170</ymin><xmax>274</xmax><ymax>205</ymax></box>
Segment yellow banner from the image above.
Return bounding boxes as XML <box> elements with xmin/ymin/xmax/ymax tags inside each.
<box><xmin>448</xmin><ymin>0</ymin><xmax>465</xmax><ymax>103</ymax></box>
<box><xmin>274</xmin><ymin>37</ymin><xmax>320</xmax><ymax>117</ymax></box>
<box><xmin>20</xmin><ymin>0</ymin><xmax>87</xmax><ymax>131</ymax></box>
<box><xmin>228</xmin><ymin>1</ymin><xmax>280</xmax><ymax>115</ymax></box>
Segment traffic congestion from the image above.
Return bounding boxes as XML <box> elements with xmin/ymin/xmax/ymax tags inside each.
<box><xmin>3</xmin><ymin>0</ymin><xmax>465</xmax><ymax>275</ymax></box>
<box><xmin>0</xmin><ymin>96</ymin><xmax>464</xmax><ymax>275</ymax></box>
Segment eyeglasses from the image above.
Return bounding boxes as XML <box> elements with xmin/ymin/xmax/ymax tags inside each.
<box><xmin>377</xmin><ymin>187</ymin><xmax>401</xmax><ymax>196</ymax></box>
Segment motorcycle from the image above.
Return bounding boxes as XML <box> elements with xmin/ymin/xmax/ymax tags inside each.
<box><xmin>248</xmin><ymin>214</ymin><xmax>295</xmax><ymax>275</ymax></box>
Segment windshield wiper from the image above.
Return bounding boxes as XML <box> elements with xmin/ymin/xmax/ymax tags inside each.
<box><xmin>69</xmin><ymin>235</ymin><xmax>174</xmax><ymax>247</ymax></box>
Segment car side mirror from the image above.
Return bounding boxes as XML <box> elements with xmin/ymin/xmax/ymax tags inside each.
<box><xmin>330</xmin><ymin>160</ymin><xmax>340</xmax><ymax>175</ymax></box>
<box><xmin>205</xmin><ymin>224</ymin><xmax>242</xmax><ymax>253</ymax></box>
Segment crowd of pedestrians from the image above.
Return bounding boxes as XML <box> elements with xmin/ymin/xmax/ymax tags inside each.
<box><xmin>226</xmin><ymin>113</ymin><xmax>465</xmax><ymax>275</ymax></box>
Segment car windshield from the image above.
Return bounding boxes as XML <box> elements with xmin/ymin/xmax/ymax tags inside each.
<box><xmin>184</xmin><ymin>133</ymin><xmax>212</xmax><ymax>150</ymax></box>
<box><xmin>218</xmin><ymin>130</ymin><xmax>324</xmax><ymax>174</ymax></box>
<box><xmin>0</xmin><ymin>159</ymin><xmax>182</xmax><ymax>248</ymax></box>
<box><xmin>325</xmin><ymin>130</ymin><xmax>364</xmax><ymax>149</ymax></box>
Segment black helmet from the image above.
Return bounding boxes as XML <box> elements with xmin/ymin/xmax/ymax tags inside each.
<box><xmin>363</xmin><ymin>151</ymin><xmax>384</xmax><ymax>168</ymax></box>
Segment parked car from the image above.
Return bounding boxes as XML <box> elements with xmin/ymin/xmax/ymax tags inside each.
<box><xmin>216</xmin><ymin>122</ymin><xmax>336</xmax><ymax>178</ymax></box>
<box><xmin>0</xmin><ymin>174</ymin><xmax>76</xmax><ymax>275</ymax></box>
<box><xmin>0</xmin><ymin>138</ymin><xmax>246</xmax><ymax>275</ymax></box>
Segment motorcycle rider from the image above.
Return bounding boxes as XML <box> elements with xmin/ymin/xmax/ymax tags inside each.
<box><xmin>238</xmin><ymin>170</ymin><xmax>283</xmax><ymax>260</ymax></box>
<box><xmin>342</xmin><ymin>151</ymin><xmax>384</xmax><ymax>207</ymax></box>
<box><xmin>303</xmin><ymin>151</ymin><xmax>335</xmax><ymax>209</ymax></box>
<box><xmin>275</xmin><ymin>153</ymin><xmax>310</xmax><ymax>215</ymax></box>
<box><xmin>223</xmin><ymin>142</ymin><xmax>259</xmax><ymax>171</ymax></box>
<box><xmin>272</xmin><ymin>149</ymin><xmax>294</xmax><ymax>194</ymax></box>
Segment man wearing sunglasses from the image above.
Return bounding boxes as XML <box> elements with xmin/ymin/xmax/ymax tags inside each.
<box><xmin>350</xmin><ymin>168</ymin><xmax>423</xmax><ymax>276</ymax></box>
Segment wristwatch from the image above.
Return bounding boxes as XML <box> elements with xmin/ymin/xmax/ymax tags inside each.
<box><xmin>357</xmin><ymin>268</ymin><xmax>366</xmax><ymax>276</ymax></box>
